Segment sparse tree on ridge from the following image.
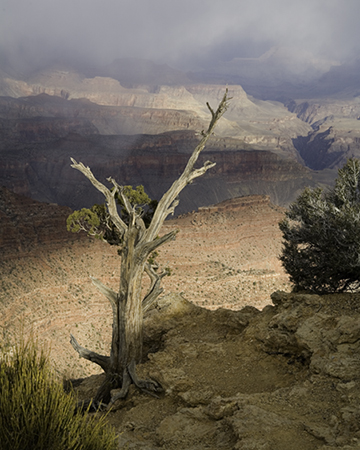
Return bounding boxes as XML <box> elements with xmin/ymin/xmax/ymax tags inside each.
<box><xmin>67</xmin><ymin>90</ymin><xmax>230</xmax><ymax>405</ymax></box>
<box><xmin>279</xmin><ymin>158</ymin><xmax>360</xmax><ymax>293</ymax></box>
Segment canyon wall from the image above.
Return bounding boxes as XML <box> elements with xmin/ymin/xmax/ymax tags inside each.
<box><xmin>1</xmin><ymin>66</ymin><xmax>341</xmax><ymax>212</ymax></box>
<box><xmin>0</xmin><ymin>129</ymin><xmax>312</xmax><ymax>212</ymax></box>
<box><xmin>289</xmin><ymin>98</ymin><xmax>360</xmax><ymax>170</ymax></box>
<box><xmin>0</xmin><ymin>68</ymin><xmax>311</xmax><ymax>147</ymax></box>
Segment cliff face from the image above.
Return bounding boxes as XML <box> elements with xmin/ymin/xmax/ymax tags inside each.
<box><xmin>0</xmin><ymin>94</ymin><xmax>204</xmax><ymax>136</ymax></box>
<box><xmin>0</xmin><ymin>67</ymin><xmax>324</xmax><ymax>210</ymax></box>
<box><xmin>0</xmin><ymin>68</ymin><xmax>312</xmax><ymax>146</ymax></box>
<box><xmin>0</xmin><ymin>129</ymin><xmax>312</xmax><ymax>212</ymax></box>
<box><xmin>289</xmin><ymin>98</ymin><xmax>360</xmax><ymax>169</ymax></box>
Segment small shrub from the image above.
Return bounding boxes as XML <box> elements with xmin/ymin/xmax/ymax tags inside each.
<box><xmin>0</xmin><ymin>337</ymin><xmax>118</xmax><ymax>450</ymax></box>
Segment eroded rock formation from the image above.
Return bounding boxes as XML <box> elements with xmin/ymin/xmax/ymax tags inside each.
<box><xmin>289</xmin><ymin>98</ymin><xmax>360</xmax><ymax>170</ymax></box>
<box><xmin>1</xmin><ymin>67</ymin><xmax>329</xmax><ymax>211</ymax></box>
<box><xmin>0</xmin><ymin>122</ymin><xmax>313</xmax><ymax>212</ymax></box>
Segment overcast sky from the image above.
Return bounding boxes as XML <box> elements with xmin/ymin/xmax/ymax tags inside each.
<box><xmin>1</xmin><ymin>0</ymin><xmax>359</xmax><ymax>72</ymax></box>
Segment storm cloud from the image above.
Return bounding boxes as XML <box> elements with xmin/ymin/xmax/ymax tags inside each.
<box><xmin>1</xmin><ymin>0</ymin><xmax>359</xmax><ymax>72</ymax></box>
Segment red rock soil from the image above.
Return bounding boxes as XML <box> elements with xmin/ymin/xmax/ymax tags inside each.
<box><xmin>159</xmin><ymin>195</ymin><xmax>290</xmax><ymax>311</ymax></box>
<box><xmin>0</xmin><ymin>195</ymin><xmax>290</xmax><ymax>379</ymax></box>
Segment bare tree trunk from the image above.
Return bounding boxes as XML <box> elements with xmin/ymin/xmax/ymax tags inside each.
<box><xmin>69</xmin><ymin>90</ymin><xmax>230</xmax><ymax>404</ymax></box>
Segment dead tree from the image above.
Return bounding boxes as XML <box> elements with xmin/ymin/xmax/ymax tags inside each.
<box><xmin>69</xmin><ymin>90</ymin><xmax>230</xmax><ymax>404</ymax></box>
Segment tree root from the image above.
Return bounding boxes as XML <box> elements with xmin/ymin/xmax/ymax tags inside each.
<box><xmin>69</xmin><ymin>335</ymin><xmax>162</xmax><ymax>406</ymax></box>
<box><xmin>128</xmin><ymin>360</ymin><xmax>163</xmax><ymax>397</ymax></box>
<box><xmin>108</xmin><ymin>360</ymin><xmax>163</xmax><ymax>407</ymax></box>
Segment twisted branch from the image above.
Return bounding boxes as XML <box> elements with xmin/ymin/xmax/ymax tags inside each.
<box><xmin>91</xmin><ymin>276</ymin><xmax>117</xmax><ymax>314</ymax></box>
<box><xmin>70</xmin><ymin>158</ymin><xmax>127</xmax><ymax>236</ymax></box>
<box><xmin>142</xmin><ymin>263</ymin><xmax>169</xmax><ymax>313</ymax></box>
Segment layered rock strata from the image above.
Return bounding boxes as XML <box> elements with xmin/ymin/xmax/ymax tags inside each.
<box><xmin>289</xmin><ymin>97</ymin><xmax>360</xmax><ymax>169</ymax></box>
<box><xmin>0</xmin><ymin>127</ymin><xmax>313</xmax><ymax>212</ymax></box>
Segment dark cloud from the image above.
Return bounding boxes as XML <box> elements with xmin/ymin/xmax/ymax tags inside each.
<box><xmin>1</xmin><ymin>0</ymin><xmax>359</xmax><ymax>73</ymax></box>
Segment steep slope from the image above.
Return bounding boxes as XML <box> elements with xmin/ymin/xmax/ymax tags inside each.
<box><xmin>0</xmin><ymin>186</ymin><xmax>83</xmax><ymax>254</ymax></box>
<box><xmin>159</xmin><ymin>195</ymin><xmax>290</xmax><ymax>310</ymax></box>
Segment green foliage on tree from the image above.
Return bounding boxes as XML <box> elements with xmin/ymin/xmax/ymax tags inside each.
<box><xmin>0</xmin><ymin>336</ymin><xmax>117</xmax><ymax>450</ymax></box>
<box><xmin>67</xmin><ymin>185</ymin><xmax>157</xmax><ymax>246</ymax></box>
<box><xmin>279</xmin><ymin>158</ymin><xmax>360</xmax><ymax>293</ymax></box>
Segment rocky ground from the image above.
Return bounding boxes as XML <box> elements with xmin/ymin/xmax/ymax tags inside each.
<box><xmin>76</xmin><ymin>291</ymin><xmax>360</xmax><ymax>450</ymax></box>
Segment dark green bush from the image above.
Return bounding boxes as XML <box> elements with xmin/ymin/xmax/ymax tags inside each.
<box><xmin>0</xmin><ymin>337</ymin><xmax>118</xmax><ymax>450</ymax></box>
<box><xmin>279</xmin><ymin>158</ymin><xmax>360</xmax><ymax>293</ymax></box>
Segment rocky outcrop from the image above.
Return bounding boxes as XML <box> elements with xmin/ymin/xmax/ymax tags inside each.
<box><xmin>287</xmin><ymin>98</ymin><xmax>360</xmax><ymax>125</ymax></box>
<box><xmin>257</xmin><ymin>291</ymin><xmax>360</xmax><ymax>379</ymax></box>
<box><xmin>74</xmin><ymin>291</ymin><xmax>360</xmax><ymax>449</ymax></box>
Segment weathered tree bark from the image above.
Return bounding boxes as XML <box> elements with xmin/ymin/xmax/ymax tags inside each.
<box><xmin>69</xmin><ymin>90</ymin><xmax>230</xmax><ymax>404</ymax></box>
